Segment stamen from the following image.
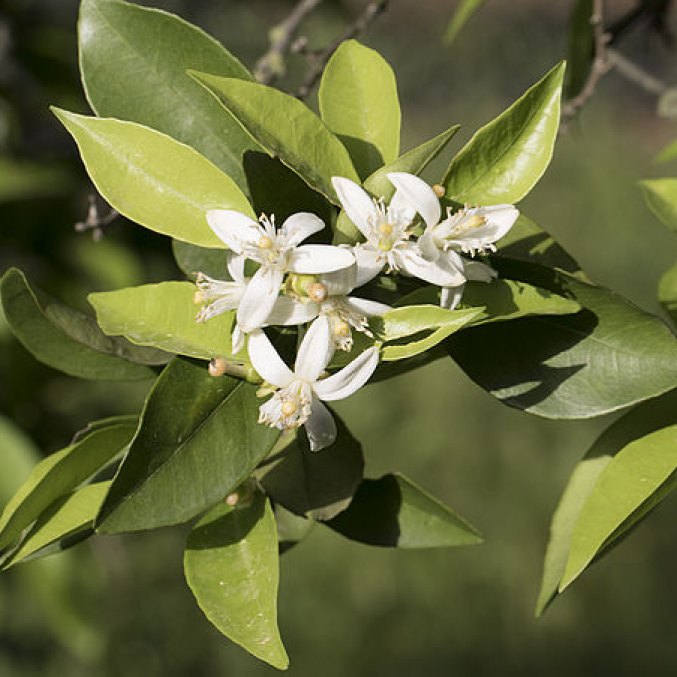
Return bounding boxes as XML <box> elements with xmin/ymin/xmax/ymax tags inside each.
<box><xmin>379</xmin><ymin>222</ymin><xmax>394</xmax><ymax>235</ymax></box>
<box><xmin>258</xmin><ymin>235</ymin><xmax>273</xmax><ymax>249</ymax></box>
<box><xmin>208</xmin><ymin>357</ymin><xmax>228</xmax><ymax>377</ymax></box>
<box><xmin>281</xmin><ymin>400</ymin><xmax>298</xmax><ymax>416</ymax></box>
<box><xmin>432</xmin><ymin>184</ymin><xmax>445</xmax><ymax>198</ymax></box>
<box><xmin>193</xmin><ymin>290</ymin><xmax>204</xmax><ymax>305</ymax></box>
<box><xmin>308</xmin><ymin>282</ymin><xmax>328</xmax><ymax>303</ymax></box>
<box><xmin>333</xmin><ymin>320</ymin><xmax>350</xmax><ymax>337</ymax></box>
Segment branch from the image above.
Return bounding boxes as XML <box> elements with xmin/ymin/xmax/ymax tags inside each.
<box><xmin>74</xmin><ymin>194</ymin><xmax>119</xmax><ymax>241</ymax></box>
<box><xmin>607</xmin><ymin>47</ymin><xmax>667</xmax><ymax>96</ymax></box>
<box><xmin>560</xmin><ymin>0</ymin><xmax>612</xmax><ymax>131</ymax></box>
<box><xmin>296</xmin><ymin>0</ymin><xmax>389</xmax><ymax>99</ymax></box>
<box><xmin>254</xmin><ymin>0</ymin><xmax>324</xmax><ymax>85</ymax></box>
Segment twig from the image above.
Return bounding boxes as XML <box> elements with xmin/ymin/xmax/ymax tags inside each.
<box><xmin>296</xmin><ymin>0</ymin><xmax>389</xmax><ymax>99</ymax></box>
<box><xmin>560</xmin><ymin>0</ymin><xmax>612</xmax><ymax>131</ymax></box>
<box><xmin>607</xmin><ymin>47</ymin><xmax>668</xmax><ymax>96</ymax></box>
<box><xmin>74</xmin><ymin>194</ymin><xmax>119</xmax><ymax>241</ymax></box>
<box><xmin>254</xmin><ymin>0</ymin><xmax>324</xmax><ymax>85</ymax></box>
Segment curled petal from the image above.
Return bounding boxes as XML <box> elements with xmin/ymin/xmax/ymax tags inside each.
<box><xmin>248</xmin><ymin>329</ymin><xmax>294</xmax><ymax>388</ymax></box>
<box><xmin>465</xmin><ymin>259</ymin><xmax>497</xmax><ymax>282</ymax></box>
<box><xmin>320</xmin><ymin>264</ymin><xmax>358</xmax><ymax>296</ymax></box>
<box><xmin>206</xmin><ymin>210</ymin><xmax>260</xmax><ymax>253</ymax></box>
<box><xmin>280</xmin><ymin>212</ymin><xmax>325</xmax><ymax>247</ymax></box>
<box><xmin>395</xmin><ymin>244</ymin><xmax>465</xmax><ymax>287</ymax></box>
<box><xmin>343</xmin><ymin>296</ymin><xmax>391</xmax><ymax>317</ymax></box>
<box><xmin>440</xmin><ymin>284</ymin><xmax>465</xmax><ymax>311</ymax></box>
<box><xmin>287</xmin><ymin>244</ymin><xmax>355</xmax><ymax>274</ymax></box>
<box><xmin>295</xmin><ymin>315</ymin><xmax>334</xmax><ymax>383</ymax></box>
<box><xmin>387</xmin><ymin>172</ymin><xmax>441</xmax><ymax>229</ymax></box>
<box><xmin>352</xmin><ymin>245</ymin><xmax>384</xmax><ymax>287</ymax></box>
<box><xmin>418</xmin><ymin>231</ymin><xmax>440</xmax><ymax>262</ymax></box>
<box><xmin>313</xmin><ymin>346</ymin><xmax>379</xmax><ymax>402</ymax></box>
<box><xmin>236</xmin><ymin>266</ymin><xmax>284</xmax><ymax>333</ymax></box>
<box><xmin>332</xmin><ymin>177</ymin><xmax>380</xmax><ymax>239</ymax></box>
<box><xmin>226</xmin><ymin>252</ymin><xmax>246</xmax><ymax>283</ymax></box>
<box><xmin>304</xmin><ymin>397</ymin><xmax>337</xmax><ymax>452</ymax></box>
<box><xmin>231</xmin><ymin>324</ymin><xmax>245</xmax><ymax>355</ymax></box>
<box><xmin>266</xmin><ymin>296</ymin><xmax>320</xmax><ymax>326</ymax></box>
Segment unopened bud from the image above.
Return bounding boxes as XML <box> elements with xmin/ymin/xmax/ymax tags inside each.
<box><xmin>432</xmin><ymin>184</ymin><xmax>445</xmax><ymax>198</ymax></box>
<box><xmin>208</xmin><ymin>357</ymin><xmax>228</xmax><ymax>377</ymax></box>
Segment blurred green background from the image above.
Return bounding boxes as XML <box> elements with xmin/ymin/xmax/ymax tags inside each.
<box><xmin>1</xmin><ymin>0</ymin><xmax>677</xmax><ymax>674</ymax></box>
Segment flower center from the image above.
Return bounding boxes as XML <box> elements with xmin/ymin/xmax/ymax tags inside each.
<box><xmin>333</xmin><ymin>320</ymin><xmax>350</xmax><ymax>337</ymax></box>
<box><xmin>258</xmin><ymin>235</ymin><xmax>274</xmax><ymax>249</ymax></box>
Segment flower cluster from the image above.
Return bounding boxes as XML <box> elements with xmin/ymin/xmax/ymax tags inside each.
<box><xmin>195</xmin><ymin>172</ymin><xmax>518</xmax><ymax>450</ymax></box>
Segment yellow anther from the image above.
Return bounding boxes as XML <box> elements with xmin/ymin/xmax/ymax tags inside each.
<box><xmin>268</xmin><ymin>251</ymin><xmax>278</xmax><ymax>263</ymax></box>
<box><xmin>193</xmin><ymin>290</ymin><xmax>204</xmax><ymax>305</ymax></box>
<box><xmin>281</xmin><ymin>400</ymin><xmax>298</xmax><ymax>416</ymax></box>
<box><xmin>463</xmin><ymin>215</ymin><xmax>486</xmax><ymax>230</ymax></box>
<box><xmin>258</xmin><ymin>235</ymin><xmax>273</xmax><ymax>249</ymax></box>
<box><xmin>208</xmin><ymin>357</ymin><xmax>227</xmax><ymax>377</ymax></box>
<box><xmin>308</xmin><ymin>282</ymin><xmax>328</xmax><ymax>303</ymax></box>
<box><xmin>379</xmin><ymin>222</ymin><xmax>394</xmax><ymax>235</ymax></box>
<box><xmin>432</xmin><ymin>184</ymin><xmax>445</xmax><ymax>198</ymax></box>
<box><xmin>333</xmin><ymin>320</ymin><xmax>350</xmax><ymax>337</ymax></box>
<box><xmin>225</xmin><ymin>492</ymin><xmax>239</xmax><ymax>506</ymax></box>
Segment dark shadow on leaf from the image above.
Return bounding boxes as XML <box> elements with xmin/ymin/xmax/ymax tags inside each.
<box><xmin>336</xmin><ymin>135</ymin><xmax>384</xmax><ymax>181</ymax></box>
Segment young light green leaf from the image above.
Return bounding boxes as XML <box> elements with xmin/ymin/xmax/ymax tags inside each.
<box><xmin>89</xmin><ymin>282</ymin><xmax>238</xmax><ymax>361</ymax></box>
<box><xmin>639</xmin><ymin>178</ymin><xmax>677</xmax><ymax>232</ymax></box>
<box><xmin>319</xmin><ymin>39</ymin><xmax>400</xmax><ymax>179</ymax></box>
<box><xmin>326</xmin><ymin>473</ymin><xmax>482</xmax><ymax>548</ymax></box>
<box><xmin>79</xmin><ymin>0</ymin><xmax>257</xmax><ymax>190</ymax></box>
<box><xmin>561</xmin><ymin>425</ymin><xmax>677</xmax><ymax>590</ymax></box>
<box><xmin>658</xmin><ymin>258</ymin><xmax>677</xmax><ymax>324</ymax></box>
<box><xmin>257</xmin><ymin>412</ymin><xmax>364</xmax><ymax>521</ymax></box>
<box><xmin>444</xmin><ymin>0</ymin><xmax>486</xmax><ymax>45</ymax></box>
<box><xmin>0</xmin><ymin>420</ymin><xmax>136</xmax><ymax>551</ymax></box>
<box><xmin>184</xmin><ymin>494</ymin><xmax>288</xmax><ymax>670</ymax></box>
<box><xmin>189</xmin><ymin>72</ymin><xmax>360</xmax><ymax>203</ymax></box>
<box><xmin>536</xmin><ymin>389</ymin><xmax>677</xmax><ymax>615</ymax></box>
<box><xmin>1</xmin><ymin>268</ymin><xmax>161</xmax><ymax>381</ymax></box>
<box><xmin>2</xmin><ymin>482</ymin><xmax>110</xmax><ymax>569</ymax></box>
<box><xmin>444</xmin><ymin>62</ymin><xmax>565</xmax><ymax>204</ymax></box>
<box><xmin>53</xmin><ymin>109</ymin><xmax>254</xmax><ymax>247</ymax></box>
<box><xmin>96</xmin><ymin>358</ymin><xmax>279</xmax><ymax>533</ymax></box>
<box><xmin>448</xmin><ymin>259</ymin><xmax>677</xmax><ymax>418</ymax></box>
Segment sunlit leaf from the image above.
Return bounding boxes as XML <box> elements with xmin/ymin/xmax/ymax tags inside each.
<box><xmin>639</xmin><ymin>178</ymin><xmax>677</xmax><ymax>232</ymax></box>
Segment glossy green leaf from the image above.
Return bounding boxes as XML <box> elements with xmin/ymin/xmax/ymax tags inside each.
<box><xmin>79</xmin><ymin>0</ymin><xmax>257</xmax><ymax>190</ymax></box>
<box><xmin>190</xmin><ymin>72</ymin><xmax>360</xmax><ymax>204</ymax></box>
<box><xmin>274</xmin><ymin>504</ymin><xmax>314</xmax><ymax>554</ymax></box>
<box><xmin>97</xmin><ymin>358</ymin><xmax>279</xmax><ymax>533</ymax></box>
<box><xmin>0</xmin><ymin>416</ymin><xmax>40</xmax><ymax>502</ymax></box>
<box><xmin>319</xmin><ymin>39</ymin><xmax>400</xmax><ymax>179</ymax></box>
<box><xmin>444</xmin><ymin>0</ymin><xmax>486</xmax><ymax>45</ymax></box>
<box><xmin>561</xmin><ymin>425</ymin><xmax>677</xmax><ymax>590</ymax></box>
<box><xmin>184</xmin><ymin>494</ymin><xmax>288</xmax><ymax>670</ymax></box>
<box><xmin>448</xmin><ymin>260</ymin><xmax>677</xmax><ymax>418</ymax></box>
<box><xmin>326</xmin><ymin>473</ymin><xmax>482</xmax><ymax>548</ymax></box>
<box><xmin>172</xmin><ymin>241</ymin><xmax>230</xmax><ymax>281</ymax></box>
<box><xmin>564</xmin><ymin>0</ymin><xmax>594</xmax><ymax>100</ymax></box>
<box><xmin>334</xmin><ymin>125</ymin><xmax>460</xmax><ymax>244</ymax></box>
<box><xmin>639</xmin><ymin>178</ymin><xmax>677</xmax><ymax>232</ymax></box>
<box><xmin>257</xmin><ymin>413</ymin><xmax>364</xmax><ymax>521</ymax></box>
<box><xmin>89</xmin><ymin>282</ymin><xmax>237</xmax><ymax>361</ymax></box>
<box><xmin>0</xmin><ymin>420</ymin><xmax>135</xmax><ymax>550</ymax></box>
<box><xmin>1</xmin><ymin>268</ymin><xmax>161</xmax><ymax>380</ymax></box>
<box><xmin>3</xmin><ymin>482</ymin><xmax>110</xmax><ymax>569</ymax></box>
<box><xmin>658</xmin><ymin>259</ymin><xmax>677</xmax><ymax>323</ymax></box>
<box><xmin>444</xmin><ymin>62</ymin><xmax>565</xmax><ymax>204</ymax></box>
<box><xmin>536</xmin><ymin>389</ymin><xmax>677</xmax><ymax>615</ymax></box>
<box><xmin>53</xmin><ymin>108</ymin><xmax>254</xmax><ymax>247</ymax></box>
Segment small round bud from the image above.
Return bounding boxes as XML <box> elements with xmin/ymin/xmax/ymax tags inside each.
<box><xmin>432</xmin><ymin>184</ymin><xmax>445</xmax><ymax>198</ymax></box>
<box><xmin>308</xmin><ymin>282</ymin><xmax>328</xmax><ymax>303</ymax></box>
<box><xmin>333</xmin><ymin>320</ymin><xmax>350</xmax><ymax>337</ymax></box>
<box><xmin>258</xmin><ymin>235</ymin><xmax>273</xmax><ymax>249</ymax></box>
<box><xmin>208</xmin><ymin>357</ymin><xmax>228</xmax><ymax>377</ymax></box>
<box><xmin>193</xmin><ymin>290</ymin><xmax>204</xmax><ymax>305</ymax></box>
<box><xmin>225</xmin><ymin>492</ymin><xmax>239</xmax><ymax>506</ymax></box>
<box><xmin>379</xmin><ymin>222</ymin><xmax>393</xmax><ymax>235</ymax></box>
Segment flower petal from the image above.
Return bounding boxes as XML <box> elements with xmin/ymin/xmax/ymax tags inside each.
<box><xmin>387</xmin><ymin>172</ymin><xmax>441</xmax><ymax>229</ymax></box>
<box><xmin>332</xmin><ymin>177</ymin><xmax>379</xmax><ymax>239</ymax></box>
<box><xmin>395</xmin><ymin>244</ymin><xmax>465</xmax><ymax>287</ymax></box>
<box><xmin>280</xmin><ymin>212</ymin><xmax>325</xmax><ymax>247</ymax></box>
<box><xmin>418</xmin><ymin>231</ymin><xmax>440</xmax><ymax>262</ymax></box>
<box><xmin>226</xmin><ymin>252</ymin><xmax>246</xmax><ymax>283</ymax></box>
<box><xmin>236</xmin><ymin>266</ymin><xmax>284</xmax><ymax>333</ymax></box>
<box><xmin>313</xmin><ymin>346</ymin><xmax>379</xmax><ymax>402</ymax></box>
<box><xmin>287</xmin><ymin>244</ymin><xmax>355</xmax><ymax>274</ymax></box>
<box><xmin>231</xmin><ymin>324</ymin><xmax>245</xmax><ymax>355</ymax></box>
<box><xmin>295</xmin><ymin>315</ymin><xmax>334</xmax><ymax>382</ymax></box>
<box><xmin>266</xmin><ymin>296</ymin><xmax>320</xmax><ymax>326</ymax></box>
<box><xmin>465</xmin><ymin>259</ymin><xmax>497</xmax><ymax>282</ymax></box>
<box><xmin>344</xmin><ymin>297</ymin><xmax>391</xmax><ymax>317</ymax></box>
<box><xmin>206</xmin><ymin>210</ymin><xmax>260</xmax><ymax>253</ymax></box>
<box><xmin>304</xmin><ymin>397</ymin><xmax>337</xmax><ymax>452</ymax></box>
<box><xmin>248</xmin><ymin>329</ymin><xmax>294</xmax><ymax>388</ymax></box>
<box><xmin>440</xmin><ymin>284</ymin><xmax>465</xmax><ymax>310</ymax></box>
<box><xmin>320</xmin><ymin>264</ymin><xmax>358</xmax><ymax>296</ymax></box>
<box><xmin>352</xmin><ymin>245</ymin><xmax>384</xmax><ymax>287</ymax></box>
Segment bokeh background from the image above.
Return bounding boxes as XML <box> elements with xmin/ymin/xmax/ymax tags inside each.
<box><xmin>1</xmin><ymin>0</ymin><xmax>677</xmax><ymax>675</ymax></box>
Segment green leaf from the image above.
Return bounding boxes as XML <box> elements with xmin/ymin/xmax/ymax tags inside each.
<box><xmin>184</xmin><ymin>494</ymin><xmax>288</xmax><ymax>670</ymax></box>
<box><xmin>536</xmin><ymin>389</ymin><xmax>677</xmax><ymax>615</ymax></box>
<box><xmin>172</xmin><ymin>241</ymin><xmax>230</xmax><ymax>281</ymax></box>
<box><xmin>0</xmin><ymin>157</ymin><xmax>71</xmax><ymax>203</ymax></box>
<box><xmin>447</xmin><ymin>259</ymin><xmax>677</xmax><ymax>418</ymax></box>
<box><xmin>0</xmin><ymin>416</ymin><xmax>40</xmax><ymax>501</ymax></box>
<box><xmin>274</xmin><ymin>504</ymin><xmax>314</xmax><ymax>555</ymax></box>
<box><xmin>2</xmin><ymin>482</ymin><xmax>110</xmax><ymax>569</ymax></box>
<box><xmin>444</xmin><ymin>0</ymin><xmax>486</xmax><ymax>45</ymax></box>
<box><xmin>0</xmin><ymin>420</ymin><xmax>136</xmax><ymax>551</ymax></box>
<box><xmin>561</xmin><ymin>424</ymin><xmax>677</xmax><ymax>590</ymax></box>
<box><xmin>334</xmin><ymin>125</ymin><xmax>460</xmax><ymax>244</ymax></box>
<box><xmin>257</xmin><ymin>412</ymin><xmax>364</xmax><ymax>521</ymax></box>
<box><xmin>89</xmin><ymin>281</ymin><xmax>238</xmax><ymax>361</ymax></box>
<box><xmin>79</xmin><ymin>0</ymin><xmax>257</xmax><ymax>190</ymax></box>
<box><xmin>654</xmin><ymin>137</ymin><xmax>677</xmax><ymax>164</ymax></box>
<box><xmin>444</xmin><ymin>62</ymin><xmax>565</xmax><ymax>204</ymax></box>
<box><xmin>53</xmin><ymin>108</ymin><xmax>254</xmax><ymax>247</ymax></box>
<box><xmin>564</xmin><ymin>0</ymin><xmax>594</xmax><ymax>100</ymax></box>
<box><xmin>658</xmin><ymin>259</ymin><xmax>677</xmax><ymax>324</ymax></box>
<box><xmin>319</xmin><ymin>39</ymin><xmax>400</xmax><ymax>179</ymax></box>
<box><xmin>326</xmin><ymin>473</ymin><xmax>482</xmax><ymax>548</ymax></box>
<box><xmin>97</xmin><ymin>358</ymin><xmax>279</xmax><ymax>533</ymax></box>
<box><xmin>639</xmin><ymin>178</ymin><xmax>677</xmax><ymax>232</ymax></box>
<box><xmin>190</xmin><ymin>72</ymin><xmax>360</xmax><ymax>204</ymax></box>
<box><xmin>1</xmin><ymin>268</ymin><xmax>162</xmax><ymax>381</ymax></box>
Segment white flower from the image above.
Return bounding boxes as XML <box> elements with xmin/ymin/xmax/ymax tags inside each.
<box><xmin>194</xmin><ymin>252</ymin><xmax>317</xmax><ymax>354</ymax></box>
<box><xmin>332</xmin><ymin>173</ymin><xmax>465</xmax><ymax>289</ymax></box>
<box><xmin>206</xmin><ymin>209</ymin><xmax>355</xmax><ymax>339</ymax></box>
<box><xmin>248</xmin><ymin>316</ymin><xmax>379</xmax><ymax>451</ymax></box>
<box><xmin>440</xmin><ymin>258</ymin><xmax>497</xmax><ymax>310</ymax></box>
